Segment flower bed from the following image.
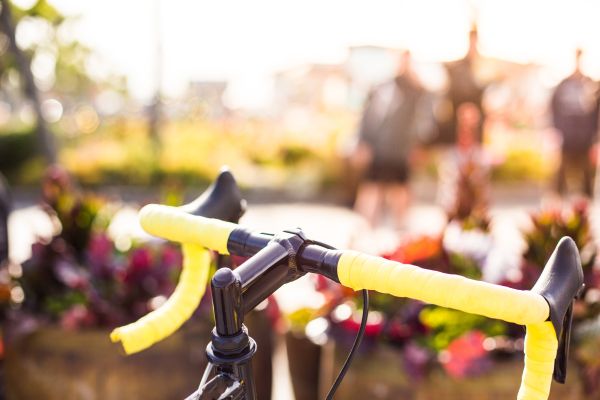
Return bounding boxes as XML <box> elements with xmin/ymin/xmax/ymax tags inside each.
<box><xmin>316</xmin><ymin>200</ymin><xmax>600</xmax><ymax>399</ymax></box>
<box><xmin>1</xmin><ymin>167</ymin><xmax>275</xmax><ymax>399</ymax></box>
<box><xmin>325</xmin><ymin>342</ymin><xmax>581</xmax><ymax>399</ymax></box>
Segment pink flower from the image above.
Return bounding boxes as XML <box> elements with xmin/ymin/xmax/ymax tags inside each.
<box><xmin>60</xmin><ymin>305</ymin><xmax>96</xmax><ymax>330</ymax></box>
<box><xmin>403</xmin><ymin>342</ymin><xmax>431</xmax><ymax>380</ymax></box>
<box><xmin>160</xmin><ymin>245</ymin><xmax>182</xmax><ymax>269</ymax></box>
<box><xmin>87</xmin><ymin>234</ymin><xmax>113</xmax><ymax>265</ymax></box>
<box><xmin>55</xmin><ymin>259</ymin><xmax>88</xmax><ymax>290</ymax></box>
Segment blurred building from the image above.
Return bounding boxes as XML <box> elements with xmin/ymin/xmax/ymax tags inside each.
<box><xmin>184</xmin><ymin>80</ymin><xmax>229</xmax><ymax>119</ymax></box>
<box><xmin>272</xmin><ymin>45</ymin><xmax>447</xmax><ymax>116</ymax></box>
<box><xmin>273</xmin><ymin>64</ymin><xmax>349</xmax><ymax>114</ymax></box>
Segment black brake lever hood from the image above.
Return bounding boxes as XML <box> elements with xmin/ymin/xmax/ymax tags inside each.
<box><xmin>531</xmin><ymin>236</ymin><xmax>584</xmax><ymax>383</ymax></box>
<box><xmin>179</xmin><ymin>167</ymin><xmax>246</xmax><ymax>223</ymax></box>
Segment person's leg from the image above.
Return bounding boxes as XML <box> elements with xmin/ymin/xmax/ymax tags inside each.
<box><xmin>582</xmin><ymin>157</ymin><xmax>594</xmax><ymax>198</ymax></box>
<box><xmin>385</xmin><ymin>183</ymin><xmax>411</xmax><ymax>230</ymax></box>
<box><xmin>554</xmin><ymin>153</ymin><xmax>568</xmax><ymax>196</ymax></box>
<box><xmin>354</xmin><ymin>181</ymin><xmax>384</xmax><ymax>227</ymax></box>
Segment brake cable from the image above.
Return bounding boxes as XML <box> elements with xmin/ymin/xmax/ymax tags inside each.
<box><xmin>326</xmin><ymin>289</ymin><xmax>369</xmax><ymax>400</ymax></box>
<box><xmin>308</xmin><ymin>240</ymin><xmax>370</xmax><ymax>400</ymax></box>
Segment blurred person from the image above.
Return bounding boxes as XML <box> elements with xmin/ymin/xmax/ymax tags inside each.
<box><xmin>438</xmin><ymin>102</ymin><xmax>490</xmax><ymax>222</ymax></box>
<box><xmin>443</xmin><ymin>26</ymin><xmax>486</xmax><ymax>143</ymax></box>
<box><xmin>352</xmin><ymin>50</ymin><xmax>434</xmax><ymax>229</ymax></box>
<box><xmin>551</xmin><ymin>49</ymin><xmax>600</xmax><ymax>198</ymax></box>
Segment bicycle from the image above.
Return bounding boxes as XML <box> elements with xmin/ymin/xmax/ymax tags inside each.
<box><xmin>110</xmin><ymin>169</ymin><xmax>584</xmax><ymax>400</ymax></box>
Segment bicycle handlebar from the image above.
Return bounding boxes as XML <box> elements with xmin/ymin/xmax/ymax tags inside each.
<box><xmin>136</xmin><ymin>203</ymin><xmax>554</xmax><ymax>324</ymax></box>
<box><xmin>338</xmin><ymin>251</ymin><xmax>549</xmax><ymax>324</ymax></box>
<box><xmin>110</xmin><ymin>170</ymin><xmax>245</xmax><ymax>355</ymax></box>
<box><xmin>139</xmin><ymin>204</ymin><xmax>236</xmax><ymax>255</ymax></box>
<box><xmin>111</xmin><ymin>174</ymin><xmax>583</xmax><ymax>400</ymax></box>
<box><xmin>110</xmin><ymin>244</ymin><xmax>211</xmax><ymax>354</ymax></box>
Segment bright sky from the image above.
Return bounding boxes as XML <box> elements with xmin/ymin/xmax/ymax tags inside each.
<box><xmin>38</xmin><ymin>0</ymin><xmax>600</xmax><ymax>107</ymax></box>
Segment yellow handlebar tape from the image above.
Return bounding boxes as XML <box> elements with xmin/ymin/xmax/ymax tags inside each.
<box><xmin>338</xmin><ymin>251</ymin><xmax>558</xmax><ymax>400</ymax></box>
<box><xmin>338</xmin><ymin>251</ymin><xmax>549</xmax><ymax>325</ymax></box>
<box><xmin>111</xmin><ymin>205</ymin><xmax>236</xmax><ymax>354</ymax></box>
<box><xmin>110</xmin><ymin>244</ymin><xmax>212</xmax><ymax>354</ymax></box>
<box><xmin>139</xmin><ymin>204</ymin><xmax>237</xmax><ymax>255</ymax></box>
<box><xmin>518</xmin><ymin>322</ymin><xmax>558</xmax><ymax>400</ymax></box>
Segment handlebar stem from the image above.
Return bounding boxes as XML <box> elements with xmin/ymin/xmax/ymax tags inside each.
<box><xmin>203</xmin><ymin>227</ymin><xmax>346</xmax><ymax>399</ymax></box>
<box><xmin>235</xmin><ymin>229</ymin><xmax>306</xmax><ymax>313</ymax></box>
<box><xmin>207</xmin><ymin>269</ymin><xmax>257</xmax><ymax>400</ymax></box>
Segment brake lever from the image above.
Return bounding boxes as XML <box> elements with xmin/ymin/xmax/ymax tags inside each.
<box><xmin>553</xmin><ymin>301</ymin><xmax>573</xmax><ymax>382</ymax></box>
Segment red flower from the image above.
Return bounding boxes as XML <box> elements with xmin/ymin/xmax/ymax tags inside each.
<box><xmin>129</xmin><ymin>248</ymin><xmax>153</xmax><ymax>272</ymax></box>
<box><xmin>340</xmin><ymin>311</ymin><xmax>384</xmax><ymax>337</ymax></box>
<box><xmin>440</xmin><ymin>330</ymin><xmax>491</xmax><ymax>378</ymax></box>
<box><xmin>384</xmin><ymin>235</ymin><xmax>443</xmax><ymax>265</ymax></box>
<box><xmin>122</xmin><ymin>247</ymin><xmax>154</xmax><ymax>285</ymax></box>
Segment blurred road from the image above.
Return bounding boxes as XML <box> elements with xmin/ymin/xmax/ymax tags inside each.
<box><xmin>7</xmin><ymin>201</ymin><xmax>531</xmax><ymax>264</ymax></box>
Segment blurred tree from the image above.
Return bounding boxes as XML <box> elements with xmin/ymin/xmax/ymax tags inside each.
<box><xmin>0</xmin><ymin>0</ymin><xmax>127</xmax><ymax>170</ymax></box>
<box><xmin>0</xmin><ymin>0</ymin><xmax>58</xmax><ymax>164</ymax></box>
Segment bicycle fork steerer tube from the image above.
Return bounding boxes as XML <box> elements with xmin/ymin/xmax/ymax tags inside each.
<box><xmin>203</xmin><ymin>228</ymin><xmax>341</xmax><ymax>400</ymax></box>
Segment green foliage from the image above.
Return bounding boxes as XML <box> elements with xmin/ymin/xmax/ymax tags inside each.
<box><xmin>446</xmin><ymin>251</ymin><xmax>481</xmax><ymax>279</ymax></box>
<box><xmin>287</xmin><ymin>307</ymin><xmax>320</xmax><ymax>333</ymax></box>
<box><xmin>491</xmin><ymin>147</ymin><xmax>552</xmax><ymax>182</ymax></box>
<box><xmin>523</xmin><ymin>201</ymin><xmax>596</xmax><ymax>271</ymax></box>
<box><xmin>10</xmin><ymin>0</ymin><xmax>63</xmax><ymax>23</ymax></box>
<box><xmin>2</xmin><ymin>0</ymin><xmax>94</xmax><ymax>96</ymax></box>
<box><xmin>56</xmin><ymin>119</ymin><xmax>332</xmax><ymax>188</ymax></box>
<box><xmin>368</xmin><ymin>291</ymin><xmax>408</xmax><ymax>315</ymax></box>
<box><xmin>43</xmin><ymin>290</ymin><xmax>86</xmax><ymax>318</ymax></box>
<box><xmin>280</xmin><ymin>144</ymin><xmax>318</xmax><ymax>166</ymax></box>
<box><xmin>0</xmin><ymin>128</ymin><xmax>39</xmax><ymax>176</ymax></box>
<box><xmin>13</xmin><ymin>168</ymin><xmax>190</xmax><ymax>329</ymax></box>
<box><xmin>419</xmin><ymin>306</ymin><xmax>506</xmax><ymax>351</ymax></box>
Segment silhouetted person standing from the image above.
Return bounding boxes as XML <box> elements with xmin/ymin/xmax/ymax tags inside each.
<box><xmin>444</xmin><ymin>26</ymin><xmax>486</xmax><ymax>143</ymax></box>
<box><xmin>353</xmin><ymin>51</ymin><xmax>434</xmax><ymax>228</ymax></box>
<box><xmin>551</xmin><ymin>49</ymin><xmax>600</xmax><ymax>197</ymax></box>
